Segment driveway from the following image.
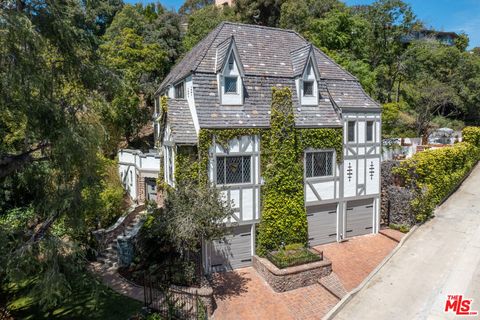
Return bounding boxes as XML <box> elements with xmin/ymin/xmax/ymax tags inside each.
<box><xmin>211</xmin><ymin>233</ymin><xmax>402</xmax><ymax>319</ymax></box>
<box><xmin>334</xmin><ymin>163</ymin><xmax>480</xmax><ymax>320</ymax></box>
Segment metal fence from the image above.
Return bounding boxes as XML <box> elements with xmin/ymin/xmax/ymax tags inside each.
<box><xmin>143</xmin><ymin>272</ymin><xmax>207</xmax><ymax>320</ymax></box>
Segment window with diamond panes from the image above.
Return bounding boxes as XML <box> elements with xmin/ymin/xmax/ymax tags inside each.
<box><xmin>216</xmin><ymin>156</ymin><xmax>251</xmax><ymax>184</ymax></box>
<box><xmin>305</xmin><ymin>151</ymin><xmax>333</xmax><ymax>178</ymax></box>
<box><xmin>224</xmin><ymin>76</ymin><xmax>238</xmax><ymax>94</ymax></box>
<box><xmin>303</xmin><ymin>81</ymin><xmax>314</xmax><ymax>96</ymax></box>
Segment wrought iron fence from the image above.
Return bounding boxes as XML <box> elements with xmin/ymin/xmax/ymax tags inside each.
<box><xmin>143</xmin><ymin>272</ymin><xmax>207</xmax><ymax>320</ymax></box>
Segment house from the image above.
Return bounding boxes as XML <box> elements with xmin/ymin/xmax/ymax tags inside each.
<box><xmin>122</xmin><ymin>22</ymin><xmax>382</xmax><ymax>273</ymax></box>
<box><xmin>401</xmin><ymin>29</ymin><xmax>458</xmax><ymax>46</ymax></box>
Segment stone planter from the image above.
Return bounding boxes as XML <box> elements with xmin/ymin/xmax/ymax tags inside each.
<box><xmin>253</xmin><ymin>251</ymin><xmax>332</xmax><ymax>292</ymax></box>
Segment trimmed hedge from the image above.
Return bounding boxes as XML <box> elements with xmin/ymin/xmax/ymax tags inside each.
<box><xmin>463</xmin><ymin>126</ymin><xmax>480</xmax><ymax>147</ymax></box>
<box><xmin>393</xmin><ymin>141</ymin><xmax>479</xmax><ymax>222</ymax></box>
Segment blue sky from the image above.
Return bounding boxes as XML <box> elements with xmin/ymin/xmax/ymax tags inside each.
<box><xmin>127</xmin><ymin>0</ymin><xmax>480</xmax><ymax>48</ymax></box>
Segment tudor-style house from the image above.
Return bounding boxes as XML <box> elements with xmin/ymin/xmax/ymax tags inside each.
<box><xmin>120</xmin><ymin>22</ymin><xmax>382</xmax><ymax>273</ymax></box>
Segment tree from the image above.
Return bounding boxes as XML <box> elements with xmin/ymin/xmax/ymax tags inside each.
<box><xmin>182</xmin><ymin>5</ymin><xmax>237</xmax><ymax>52</ymax></box>
<box><xmin>0</xmin><ymin>0</ymin><xmax>117</xmax><ymax>308</ymax></box>
<box><xmin>179</xmin><ymin>0</ymin><xmax>213</xmax><ymax>15</ymax></box>
<box><xmin>279</xmin><ymin>0</ymin><xmax>344</xmax><ymax>32</ymax></box>
<box><xmin>99</xmin><ymin>4</ymin><xmax>177</xmax><ymax>144</ymax></box>
<box><xmin>235</xmin><ymin>0</ymin><xmax>283</xmax><ymax>26</ymax></box>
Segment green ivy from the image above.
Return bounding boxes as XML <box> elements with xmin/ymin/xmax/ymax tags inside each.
<box><xmin>393</xmin><ymin>140</ymin><xmax>479</xmax><ymax>222</ymax></box>
<box><xmin>169</xmin><ymin>87</ymin><xmax>343</xmax><ymax>255</ymax></box>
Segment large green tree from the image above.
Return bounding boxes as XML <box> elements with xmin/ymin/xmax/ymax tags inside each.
<box><xmin>0</xmin><ymin>0</ymin><xmax>124</xmax><ymax>308</ymax></box>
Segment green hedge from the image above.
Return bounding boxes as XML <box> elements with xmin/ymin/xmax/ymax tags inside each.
<box><xmin>463</xmin><ymin>126</ymin><xmax>480</xmax><ymax>147</ymax></box>
<box><xmin>393</xmin><ymin>141</ymin><xmax>479</xmax><ymax>222</ymax></box>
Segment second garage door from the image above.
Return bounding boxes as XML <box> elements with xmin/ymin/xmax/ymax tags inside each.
<box><xmin>345</xmin><ymin>198</ymin><xmax>374</xmax><ymax>238</ymax></box>
<box><xmin>307</xmin><ymin>203</ymin><xmax>338</xmax><ymax>247</ymax></box>
<box><xmin>209</xmin><ymin>224</ymin><xmax>252</xmax><ymax>272</ymax></box>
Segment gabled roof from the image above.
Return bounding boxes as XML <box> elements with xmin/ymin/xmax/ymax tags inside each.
<box><xmin>157</xmin><ymin>22</ymin><xmax>380</xmax><ymax>132</ymax></box>
<box><xmin>158</xmin><ymin>22</ymin><xmax>360</xmax><ymax>92</ymax></box>
<box><xmin>167</xmin><ymin>99</ymin><xmax>197</xmax><ymax>144</ymax></box>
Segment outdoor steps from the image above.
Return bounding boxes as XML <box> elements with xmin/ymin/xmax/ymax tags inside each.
<box><xmin>95</xmin><ymin>213</ymin><xmax>144</xmax><ymax>271</ymax></box>
<box><xmin>318</xmin><ymin>272</ymin><xmax>348</xmax><ymax>300</ymax></box>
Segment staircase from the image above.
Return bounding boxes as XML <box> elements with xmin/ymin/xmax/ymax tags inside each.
<box><xmin>95</xmin><ymin>209</ymin><xmax>145</xmax><ymax>271</ymax></box>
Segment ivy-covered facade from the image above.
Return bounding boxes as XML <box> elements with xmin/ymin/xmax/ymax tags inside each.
<box><xmin>127</xmin><ymin>22</ymin><xmax>382</xmax><ymax>273</ymax></box>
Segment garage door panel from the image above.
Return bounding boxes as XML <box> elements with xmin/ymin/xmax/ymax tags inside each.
<box><xmin>307</xmin><ymin>203</ymin><xmax>338</xmax><ymax>247</ymax></box>
<box><xmin>210</xmin><ymin>225</ymin><xmax>252</xmax><ymax>271</ymax></box>
<box><xmin>346</xmin><ymin>199</ymin><xmax>374</xmax><ymax>238</ymax></box>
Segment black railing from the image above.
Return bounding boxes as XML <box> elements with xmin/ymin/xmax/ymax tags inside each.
<box><xmin>143</xmin><ymin>272</ymin><xmax>207</xmax><ymax>320</ymax></box>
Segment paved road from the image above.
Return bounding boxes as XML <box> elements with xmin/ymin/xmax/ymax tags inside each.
<box><xmin>334</xmin><ymin>163</ymin><xmax>480</xmax><ymax>320</ymax></box>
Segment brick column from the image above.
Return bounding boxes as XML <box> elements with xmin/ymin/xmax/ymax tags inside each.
<box><xmin>137</xmin><ymin>176</ymin><xmax>145</xmax><ymax>203</ymax></box>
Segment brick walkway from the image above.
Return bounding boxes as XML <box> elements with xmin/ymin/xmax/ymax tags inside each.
<box><xmin>212</xmin><ymin>268</ymin><xmax>338</xmax><ymax>320</ymax></box>
<box><xmin>314</xmin><ymin>232</ymin><xmax>404</xmax><ymax>291</ymax></box>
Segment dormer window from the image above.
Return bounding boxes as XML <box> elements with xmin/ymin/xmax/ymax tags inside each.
<box><xmin>300</xmin><ymin>55</ymin><xmax>319</xmax><ymax>105</ymax></box>
<box><xmin>174</xmin><ymin>82</ymin><xmax>184</xmax><ymax>99</ymax></box>
<box><xmin>218</xmin><ymin>42</ymin><xmax>244</xmax><ymax>105</ymax></box>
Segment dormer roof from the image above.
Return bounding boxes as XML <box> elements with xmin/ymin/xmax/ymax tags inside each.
<box><xmin>215</xmin><ymin>36</ymin><xmax>245</xmax><ymax>76</ymax></box>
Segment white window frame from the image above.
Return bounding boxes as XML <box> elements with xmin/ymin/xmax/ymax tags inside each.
<box><xmin>347</xmin><ymin>121</ymin><xmax>356</xmax><ymax>143</ymax></box>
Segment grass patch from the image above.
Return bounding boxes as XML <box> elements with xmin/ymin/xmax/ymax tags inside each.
<box><xmin>389</xmin><ymin>223</ymin><xmax>411</xmax><ymax>233</ymax></box>
<box><xmin>5</xmin><ymin>275</ymin><xmax>142</xmax><ymax>320</ymax></box>
<box><xmin>266</xmin><ymin>243</ymin><xmax>321</xmax><ymax>269</ymax></box>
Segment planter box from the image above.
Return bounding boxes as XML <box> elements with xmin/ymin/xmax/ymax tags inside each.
<box><xmin>253</xmin><ymin>251</ymin><xmax>332</xmax><ymax>292</ymax></box>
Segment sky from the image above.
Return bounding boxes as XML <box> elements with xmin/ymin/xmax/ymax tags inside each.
<box><xmin>127</xmin><ymin>0</ymin><xmax>480</xmax><ymax>49</ymax></box>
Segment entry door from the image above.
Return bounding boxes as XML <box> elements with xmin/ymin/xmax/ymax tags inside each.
<box><xmin>345</xmin><ymin>198</ymin><xmax>374</xmax><ymax>238</ymax></box>
<box><xmin>145</xmin><ymin>178</ymin><xmax>157</xmax><ymax>202</ymax></box>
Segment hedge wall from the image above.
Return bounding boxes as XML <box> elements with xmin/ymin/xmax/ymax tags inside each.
<box><xmin>393</xmin><ymin>141</ymin><xmax>479</xmax><ymax>222</ymax></box>
<box><xmin>463</xmin><ymin>126</ymin><xmax>480</xmax><ymax>147</ymax></box>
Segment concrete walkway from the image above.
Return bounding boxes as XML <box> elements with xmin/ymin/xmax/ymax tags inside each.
<box><xmin>334</xmin><ymin>163</ymin><xmax>480</xmax><ymax>320</ymax></box>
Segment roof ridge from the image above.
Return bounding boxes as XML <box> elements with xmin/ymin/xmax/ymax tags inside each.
<box><xmin>192</xmin><ymin>22</ymin><xmax>227</xmax><ymax>73</ymax></box>
<box><xmin>221</xmin><ymin>21</ymin><xmax>305</xmax><ymax>36</ymax></box>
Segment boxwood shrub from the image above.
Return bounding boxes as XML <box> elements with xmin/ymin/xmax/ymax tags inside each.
<box><xmin>393</xmin><ymin>140</ymin><xmax>479</xmax><ymax>222</ymax></box>
<box><xmin>463</xmin><ymin>126</ymin><xmax>480</xmax><ymax>147</ymax></box>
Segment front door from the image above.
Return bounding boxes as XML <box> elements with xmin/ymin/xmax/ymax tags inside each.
<box><xmin>145</xmin><ymin>178</ymin><xmax>157</xmax><ymax>202</ymax></box>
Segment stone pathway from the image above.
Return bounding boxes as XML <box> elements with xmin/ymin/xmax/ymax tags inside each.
<box><xmin>90</xmin><ymin>262</ymin><xmax>144</xmax><ymax>302</ymax></box>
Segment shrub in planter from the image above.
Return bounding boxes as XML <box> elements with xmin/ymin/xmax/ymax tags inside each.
<box><xmin>266</xmin><ymin>243</ymin><xmax>321</xmax><ymax>269</ymax></box>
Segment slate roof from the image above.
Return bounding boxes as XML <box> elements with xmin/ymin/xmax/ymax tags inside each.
<box><xmin>157</xmin><ymin>22</ymin><xmax>380</xmax><ymax>131</ymax></box>
<box><xmin>167</xmin><ymin>99</ymin><xmax>197</xmax><ymax>144</ymax></box>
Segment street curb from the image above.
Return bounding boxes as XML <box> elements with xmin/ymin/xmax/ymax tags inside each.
<box><xmin>322</xmin><ymin>225</ymin><xmax>419</xmax><ymax>320</ymax></box>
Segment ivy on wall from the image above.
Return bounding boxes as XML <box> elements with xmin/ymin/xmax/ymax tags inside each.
<box><xmin>161</xmin><ymin>88</ymin><xmax>343</xmax><ymax>255</ymax></box>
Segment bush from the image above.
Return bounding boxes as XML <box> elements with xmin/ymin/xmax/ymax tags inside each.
<box><xmin>266</xmin><ymin>245</ymin><xmax>321</xmax><ymax>269</ymax></box>
<box><xmin>463</xmin><ymin>126</ymin><xmax>480</xmax><ymax>147</ymax></box>
<box><xmin>389</xmin><ymin>223</ymin><xmax>410</xmax><ymax>233</ymax></box>
<box><xmin>393</xmin><ymin>141</ymin><xmax>479</xmax><ymax>222</ymax></box>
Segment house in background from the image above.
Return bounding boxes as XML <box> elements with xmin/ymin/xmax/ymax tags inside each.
<box><xmin>147</xmin><ymin>22</ymin><xmax>382</xmax><ymax>273</ymax></box>
<box><xmin>401</xmin><ymin>29</ymin><xmax>458</xmax><ymax>46</ymax></box>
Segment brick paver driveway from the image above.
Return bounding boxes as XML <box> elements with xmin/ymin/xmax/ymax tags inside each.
<box><xmin>315</xmin><ymin>232</ymin><xmax>403</xmax><ymax>291</ymax></box>
<box><xmin>211</xmin><ymin>231</ymin><xmax>403</xmax><ymax>320</ymax></box>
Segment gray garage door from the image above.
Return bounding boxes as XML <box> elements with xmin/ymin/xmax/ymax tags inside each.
<box><xmin>307</xmin><ymin>203</ymin><xmax>338</xmax><ymax>247</ymax></box>
<box><xmin>210</xmin><ymin>224</ymin><xmax>252</xmax><ymax>271</ymax></box>
<box><xmin>345</xmin><ymin>198</ymin><xmax>374</xmax><ymax>238</ymax></box>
